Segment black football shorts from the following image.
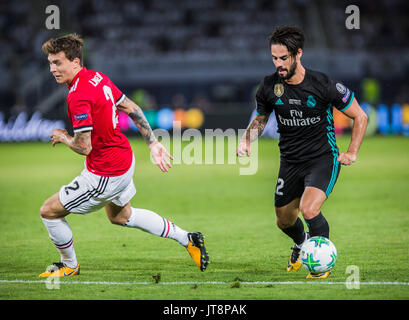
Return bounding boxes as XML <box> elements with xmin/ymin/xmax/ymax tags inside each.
<box><xmin>274</xmin><ymin>153</ymin><xmax>341</xmax><ymax>208</ymax></box>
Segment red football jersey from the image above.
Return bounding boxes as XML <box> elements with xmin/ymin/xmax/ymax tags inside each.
<box><xmin>66</xmin><ymin>67</ymin><xmax>133</xmax><ymax>177</ymax></box>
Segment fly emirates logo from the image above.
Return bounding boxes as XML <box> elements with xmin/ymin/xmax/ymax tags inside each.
<box><xmin>278</xmin><ymin>110</ymin><xmax>320</xmax><ymax>127</ymax></box>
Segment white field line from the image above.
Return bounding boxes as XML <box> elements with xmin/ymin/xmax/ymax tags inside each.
<box><xmin>1</xmin><ymin>279</ymin><xmax>409</xmax><ymax>286</ymax></box>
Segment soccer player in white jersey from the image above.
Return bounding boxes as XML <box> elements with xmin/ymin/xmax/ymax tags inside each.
<box><xmin>38</xmin><ymin>34</ymin><xmax>209</xmax><ymax>277</ymax></box>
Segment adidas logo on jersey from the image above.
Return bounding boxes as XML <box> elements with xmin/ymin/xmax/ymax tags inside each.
<box><xmin>275</xmin><ymin>98</ymin><xmax>284</xmax><ymax>105</ymax></box>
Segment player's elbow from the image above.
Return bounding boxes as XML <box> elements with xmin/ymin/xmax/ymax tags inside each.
<box><xmin>358</xmin><ymin>111</ymin><xmax>368</xmax><ymax>126</ymax></box>
<box><xmin>77</xmin><ymin>144</ymin><xmax>92</xmax><ymax>156</ymax></box>
<box><xmin>351</xmin><ymin>107</ymin><xmax>367</xmax><ymax>125</ymax></box>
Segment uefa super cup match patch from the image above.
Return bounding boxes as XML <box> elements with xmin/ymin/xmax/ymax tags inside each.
<box><xmin>74</xmin><ymin>113</ymin><xmax>89</xmax><ymax>121</ymax></box>
<box><xmin>342</xmin><ymin>88</ymin><xmax>351</xmax><ymax>103</ymax></box>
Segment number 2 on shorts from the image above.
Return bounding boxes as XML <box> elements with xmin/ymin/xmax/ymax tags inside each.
<box><xmin>275</xmin><ymin>178</ymin><xmax>284</xmax><ymax>196</ymax></box>
<box><xmin>64</xmin><ymin>180</ymin><xmax>79</xmax><ymax>195</ymax></box>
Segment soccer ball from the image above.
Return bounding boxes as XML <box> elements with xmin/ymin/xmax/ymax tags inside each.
<box><xmin>300</xmin><ymin>236</ymin><xmax>337</xmax><ymax>273</ymax></box>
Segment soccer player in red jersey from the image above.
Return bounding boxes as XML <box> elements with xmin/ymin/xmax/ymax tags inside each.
<box><xmin>38</xmin><ymin>34</ymin><xmax>209</xmax><ymax>277</ymax></box>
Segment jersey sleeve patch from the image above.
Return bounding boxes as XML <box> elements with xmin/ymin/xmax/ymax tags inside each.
<box><xmin>73</xmin><ymin>112</ymin><xmax>92</xmax><ymax>131</ymax></box>
<box><xmin>328</xmin><ymin>80</ymin><xmax>354</xmax><ymax>112</ymax></box>
<box><xmin>68</xmin><ymin>95</ymin><xmax>93</xmax><ymax>133</ymax></box>
<box><xmin>338</xmin><ymin>92</ymin><xmax>354</xmax><ymax>112</ymax></box>
<box><xmin>73</xmin><ymin>113</ymin><xmax>89</xmax><ymax>121</ymax></box>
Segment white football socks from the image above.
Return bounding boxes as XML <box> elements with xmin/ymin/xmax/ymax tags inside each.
<box><xmin>41</xmin><ymin>208</ymin><xmax>189</xmax><ymax>269</ymax></box>
<box><xmin>41</xmin><ymin>218</ymin><xmax>78</xmax><ymax>268</ymax></box>
<box><xmin>124</xmin><ymin>207</ymin><xmax>189</xmax><ymax>247</ymax></box>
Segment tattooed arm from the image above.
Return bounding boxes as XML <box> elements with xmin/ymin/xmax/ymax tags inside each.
<box><xmin>118</xmin><ymin>96</ymin><xmax>173</xmax><ymax>172</ymax></box>
<box><xmin>243</xmin><ymin>114</ymin><xmax>270</xmax><ymax>143</ymax></box>
<box><xmin>236</xmin><ymin>114</ymin><xmax>270</xmax><ymax>157</ymax></box>
<box><xmin>117</xmin><ymin>96</ymin><xmax>156</xmax><ymax>146</ymax></box>
<box><xmin>50</xmin><ymin>129</ymin><xmax>92</xmax><ymax>156</ymax></box>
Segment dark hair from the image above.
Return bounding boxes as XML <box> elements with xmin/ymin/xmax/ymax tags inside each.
<box><xmin>268</xmin><ymin>26</ymin><xmax>305</xmax><ymax>57</ymax></box>
<box><xmin>42</xmin><ymin>33</ymin><xmax>84</xmax><ymax>65</ymax></box>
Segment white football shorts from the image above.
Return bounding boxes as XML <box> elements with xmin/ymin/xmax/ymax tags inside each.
<box><xmin>59</xmin><ymin>156</ymin><xmax>136</xmax><ymax>214</ymax></box>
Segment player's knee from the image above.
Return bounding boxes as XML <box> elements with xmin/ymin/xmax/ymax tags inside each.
<box><xmin>300</xmin><ymin>204</ymin><xmax>319</xmax><ymax>220</ymax></box>
<box><xmin>275</xmin><ymin>212</ymin><xmax>296</xmax><ymax>229</ymax></box>
<box><xmin>276</xmin><ymin>218</ymin><xmax>293</xmax><ymax>229</ymax></box>
<box><xmin>40</xmin><ymin>201</ymin><xmax>52</xmax><ymax>219</ymax></box>
<box><xmin>108</xmin><ymin>216</ymin><xmax>119</xmax><ymax>225</ymax></box>
<box><xmin>275</xmin><ymin>207</ymin><xmax>298</xmax><ymax>229</ymax></box>
<box><xmin>40</xmin><ymin>196</ymin><xmax>66</xmax><ymax>220</ymax></box>
<box><xmin>106</xmin><ymin>203</ymin><xmax>131</xmax><ymax>226</ymax></box>
<box><xmin>110</xmin><ymin>217</ymin><xmax>127</xmax><ymax>226</ymax></box>
<box><xmin>108</xmin><ymin>214</ymin><xmax>127</xmax><ymax>226</ymax></box>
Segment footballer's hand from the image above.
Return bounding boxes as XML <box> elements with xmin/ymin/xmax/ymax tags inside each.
<box><xmin>50</xmin><ymin>129</ymin><xmax>70</xmax><ymax>147</ymax></box>
<box><xmin>236</xmin><ymin>139</ymin><xmax>251</xmax><ymax>157</ymax></box>
<box><xmin>337</xmin><ymin>152</ymin><xmax>357</xmax><ymax>166</ymax></box>
<box><xmin>149</xmin><ymin>141</ymin><xmax>174</xmax><ymax>172</ymax></box>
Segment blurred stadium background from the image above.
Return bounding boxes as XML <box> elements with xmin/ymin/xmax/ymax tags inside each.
<box><xmin>0</xmin><ymin>0</ymin><xmax>408</xmax><ymax>140</ymax></box>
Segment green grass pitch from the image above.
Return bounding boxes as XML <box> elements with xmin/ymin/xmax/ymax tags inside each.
<box><xmin>0</xmin><ymin>135</ymin><xmax>408</xmax><ymax>300</ymax></box>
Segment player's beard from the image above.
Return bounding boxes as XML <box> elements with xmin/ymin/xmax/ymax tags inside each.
<box><xmin>277</xmin><ymin>59</ymin><xmax>297</xmax><ymax>80</ymax></box>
